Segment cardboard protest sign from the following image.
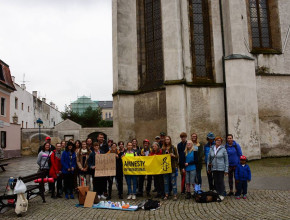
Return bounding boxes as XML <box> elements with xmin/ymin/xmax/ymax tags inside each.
<box><xmin>84</xmin><ymin>191</ymin><xmax>96</xmax><ymax>208</ymax></box>
<box><xmin>94</xmin><ymin>154</ymin><xmax>116</xmax><ymax>177</ymax></box>
<box><xmin>77</xmin><ymin>186</ymin><xmax>89</xmax><ymax>205</ymax></box>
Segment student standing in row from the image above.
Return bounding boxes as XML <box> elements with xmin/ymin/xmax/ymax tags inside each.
<box><xmin>77</xmin><ymin>141</ymin><xmax>91</xmax><ymax>190</ymax></box>
<box><xmin>177</xmin><ymin>132</ymin><xmax>187</xmax><ymax>194</ymax></box>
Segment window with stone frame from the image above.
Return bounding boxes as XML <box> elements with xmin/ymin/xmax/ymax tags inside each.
<box><xmin>247</xmin><ymin>0</ymin><xmax>282</xmax><ymax>53</ymax></box>
<box><xmin>137</xmin><ymin>0</ymin><xmax>164</xmax><ymax>91</ymax></box>
<box><xmin>188</xmin><ymin>0</ymin><xmax>213</xmax><ymax>81</ymax></box>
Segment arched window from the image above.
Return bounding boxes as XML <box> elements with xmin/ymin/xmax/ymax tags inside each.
<box><xmin>137</xmin><ymin>0</ymin><xmax>164</xmax><ymax>91</ymax></box>
<box><xmin>188</xmin><ymin>0</ymin><xmax>213</xmax><ymax>80</ymax></box>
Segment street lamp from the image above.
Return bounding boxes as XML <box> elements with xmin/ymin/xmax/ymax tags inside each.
<box><xmin>36</xmin><ymin>118</ymin><xmax>43</xmax><ymax>145</ymax></box>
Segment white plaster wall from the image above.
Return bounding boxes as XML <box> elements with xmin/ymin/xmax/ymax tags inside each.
<box><xmin>10</xmin><ymin>84</ymin><xmax>34</xmax><ymax>128</ymax></box>
<box><xmin>256</xmin><ymin>75</ymin><xmax>290</xmax><ymax>157</ymax></box>
<box><xmin>225</xmin><ymin>59</ymin><xmax>261</xmax><ymax>159</ymax></box>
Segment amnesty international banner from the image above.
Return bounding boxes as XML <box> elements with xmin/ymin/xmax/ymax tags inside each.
<box><xmin>122</xmin><ymin>155</ymin><xmax>172</xmax><ymax>175</ymax></box>
<box><xmin>95</xmin><ymin>154</ymin><xmax>116</xmax><ymax>177</ymax></box>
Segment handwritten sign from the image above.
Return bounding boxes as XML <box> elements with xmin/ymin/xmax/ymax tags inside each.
<box><xmin>94</xmin><ymin>154</ymin><xmax>116</xmax><ymax>177</ymax></box>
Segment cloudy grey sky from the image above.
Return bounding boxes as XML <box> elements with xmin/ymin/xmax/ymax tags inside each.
<box><xmin>0</xmin><ymin>0</ymin><xmax>112</xmax><ymax>111</ymax></box>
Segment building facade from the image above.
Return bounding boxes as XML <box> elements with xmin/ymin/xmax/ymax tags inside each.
<box><xmin>70</xmin><ymin>96</ymin><xmax>113</xmax><ymax>121</ymax></box>
<box><xmin>113</xmin><ymin>0</ymin><xmax>290</xmax><ymax>159</ymax></box>
<box><xmin>10</xmin><ymin>80</ymin><xmax>63</xmax><ymax>128</ymax></box>
<box><xmin>0</xmin><ymin>60</ymin><xmax>21</xmax><ymax>159</ymax></box>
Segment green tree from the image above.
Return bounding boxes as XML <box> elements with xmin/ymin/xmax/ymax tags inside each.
<box><xmin>61</xmin><ymin>106</ymin><xmax>113</xmax><ymax>127</ymax></box>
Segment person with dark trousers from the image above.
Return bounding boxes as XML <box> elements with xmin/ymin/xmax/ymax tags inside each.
<box><xmin>49</xmin><ymin>143</ymin><xmax>63</xmax><ymax>198</ymax></box>
<box><xmin>97</xmin><ymin>133</ymin><xmax>109</xmax><ymax>196</ymax></box>
<box><xmin>226</xmin><ymin>134</ymin><xmax>243</xmax><ymax>196</ymax></box>
<box><xmin>191</xmin><ymin>133</ymin><xmax>203</xmax><ymax>192</ymax></box>
<box><xmin>207</xmin><ymin>136</ymin><xmax>229</xmax><ymax>200</ymax></box>
<box><xmin>149</xmin><ymin>142</ymin><xmax>164</xmax><ymax>198</ymax></box>
<box><xmin>204</xmin><ymin>132</ymin><xmax>215</xmax><ymax>191</ymax></box>
<box><xmin>235</xmin><ymin>155</ymin><xmax>251</xmax><ymax>199</ymax></box>
<box><xmin>88</xmin><ymin>142</ymin><xmax>107</xmax><ymax>200</ymax></box>
<box><xmin>137</xmin><ymin>139</ymin><xmax>151</xmax><ymax>197</ymax></box>
<box><xmin>116</xmin><ymin>141</ymin><xmax>125</xmax><ymax>199</ymax></box>
<box><xmin>61</xmin><ymin>142</ymin><xmax>77</xmax><ymax>199</ymax></box>
<box><xmin>106</xmin><ymin>142</ymin><xmax>119</xmax><ymax>200</ymax></box>
<box><xmin>38</xmin><ymin>136</ymin><xmax>55</xmax><ymax>153</ymax></box>
<box><xmin>177</xmin><ymin>132</ymin><xmax>187</xmax><ymax>194</ymax></box>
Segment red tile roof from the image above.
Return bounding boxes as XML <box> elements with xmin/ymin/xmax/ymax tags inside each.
<box><xmin>0</xmin><ymin>59</ymin><xmax>16</xmax><ymax>91</ymax></box>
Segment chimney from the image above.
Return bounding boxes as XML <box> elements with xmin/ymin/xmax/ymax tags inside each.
<box><xmin>42</xmin><ymin>98</ymin><xmax>46</xmax><ymax>103</ymax></box>
<box><xmin>21</xmin><ymin>84</ymin><xmax>26</xmax><ymax>90</ymax></box>
<box><xmin>32</xmin><ymin>91</ymin><xmax>37</xmax><ymax>97</ymax></box>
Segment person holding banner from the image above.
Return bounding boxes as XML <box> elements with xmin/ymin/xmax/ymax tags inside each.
<box><xmin>123</xmin><ymin>142</ymin><xmax>137</xmax><ymax>200</ymax></box>
<box><xmin>183</xmin><ymin>140</ymin><xmax>198</xmax><ymax>199</ymax></box>
<box><xmin>149</xmin><ymin>142</ymin><xmax>164</xmax><ymax>198</ymax></box>
<box><xmin>88</xmin><ymin>142</ymin><xmax>107</xmax><ymax>200</ymax></box>
<box><xmin>106</xmin><ymin>143</ymin><xmax>119</xmax><ymax>200</ymax></box>
<box><xmin>137</xmin><ymin>139</ymin><xmax>152</xmax><ymax>197</ymax></box>
<box><xmin>162</xmin><ymin>136</ymin><xmax>179</xmax><ymax>201</ymax></box>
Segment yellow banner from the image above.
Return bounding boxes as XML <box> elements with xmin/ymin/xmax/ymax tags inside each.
<box><xmin>122</xmin><ymin>155</ymin><xmax>172</xmax><ymax>175</ymax></box>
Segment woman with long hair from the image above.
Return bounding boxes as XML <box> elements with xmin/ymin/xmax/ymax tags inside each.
<box><xmin>61</xmin><ymin>142</ymin><xmax>77</xmax><ymax>199</ymax></box>
<box><xmin>77</xmin><ymin>141</ymin><xmax>91</xmax><ymax>189</ymax></box>
<box><xmin>162</xmin><ymin>136</ymin><xmax>179</xmax><ymax>200</ymax></box>
<box><xmin>191</xmin><ymin>133</ymin><xmax>203</xmax><ymax>192</ymax></box>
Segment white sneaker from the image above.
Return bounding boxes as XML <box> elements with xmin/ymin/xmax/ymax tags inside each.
<box><xmin>132</xmin><ymin>194</ymin><xmax>136</xmax><ymax>200</ymax></box>
<box><xmin>101</xmin><ymin>195</ymin><xmax>107</xmax><ymax>200</ymax></box>
<box><xmin>98</xmin><ymin>195</ymin><xmax>101</xmax><ymax>199</ymax></box>
<box><xmin>127</xmin><ymin>195</ymin><xmax>132</xmax><ymax>200</ymax></box>
<box><xmin>219</xmin><ymin>195</ymin><xmax>224</xmax><ymax>201</ymax></box>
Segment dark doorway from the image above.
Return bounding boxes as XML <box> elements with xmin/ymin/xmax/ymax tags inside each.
<box><xmin>88</xmin><ymin>132</ymin><xmax>107</xmax><ymax>144</ymax></box>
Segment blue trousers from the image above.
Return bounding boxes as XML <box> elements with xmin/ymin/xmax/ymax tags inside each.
<box><xmin>164</xmin><ymin>173</ymin><xmax>177</xmax><ymax>195</ymax></box>
<box><xmin>125</xmin><ymin>175</ymin><xmax>137</xmax><ymax>195</ymax></box>
<box><xmin>236</xmin><ymin>180</ymin><xmax>248</xmax><ymax>196</ymax></box>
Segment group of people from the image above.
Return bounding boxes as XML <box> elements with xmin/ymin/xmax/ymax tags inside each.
<box><xmin>36</xmin><ymin>131</ymin><xmax>251</xmax><ymax>201</ymax></box>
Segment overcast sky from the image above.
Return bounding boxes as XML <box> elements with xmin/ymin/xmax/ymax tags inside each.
<box><xmin>0</xmin><ymin>0</ymin><xmax>112</xmax><ymax>111</ymax></box>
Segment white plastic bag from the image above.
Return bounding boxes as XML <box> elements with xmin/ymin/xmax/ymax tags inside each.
<box><xmin>15</xmin><ymin>193</ymin><xmax>28</xmax><ymax>215</ymax></box>
<box><xmin>14</xmin><ymin>179</ymin><xmax>27</xmax><ymax>194</ymax></box>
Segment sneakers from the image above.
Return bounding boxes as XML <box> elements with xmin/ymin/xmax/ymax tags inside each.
<box><xmin>219</xmin><ymin>195</ymin><xmax>225</xmax><ymax>201</ymax></box>
<box><xmin>127</xmin><ymin>195</ymin><xmax>132</xmax><ymax>200</ymax></box>
<box><xmin>132</xmin><ymin>195</ymin><xmax>136</xmax><ymax>200</ymax></box>
<box><xmin>65</xmin><ymin>194</ymin><xmax>69</xmax><ymax>200</ymax></box>
<box><xmin>70</xmin><ymin>194</ymin><xmax>74</xmax><ymax>199</ymax></box>
<box><xmin>243</xmin><ymin>195</ymin><xmax>247</xmax><ymax>199</ymax></box>
<box><xmin>236</xmin><ymin>196</ymin><xmax>241</xmax><ymax>200</ymax></box>
<box><xmin>100</xmin><ymin>195</ymin><xmax>107</xmax><ymax>200</ymax></box>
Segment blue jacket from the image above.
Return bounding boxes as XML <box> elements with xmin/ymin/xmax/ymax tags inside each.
<box><xmin>226</xmin><ymin>141</ymin><xmax>242</xmax><ymax>166</ymax></box>
<box><xmin>235</xmin><ymin>164</ymin><xmax>251</xmax><ymax>181</ymax></box>
<box><xmin>61</xmin><ymin>150</ymin><xmax>76</xmax><ymax>174</ymax></box>
<box><xmin>177</xmin><ymin>141</ymin><xmax>187</xmax><ymax>169</ymax></box>
<box><xmin>185</xmin><ymin>150</ymin><xmax>198</xmax><ymax>171</ymax></box>
<box><xmin>204</xmin><ymin>141</ymin><xmax>215</xmax><ymax>164</ymax></box>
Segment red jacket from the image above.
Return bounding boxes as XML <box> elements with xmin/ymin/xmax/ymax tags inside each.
<box><xmin>149</xmin><ymin>149</ymin><xmax>162</xmax><ymax>156</ymax></box>
<box><xmin>49</xmin><ymin>150</ymin><xmax>62</xmax><ymax>179</ymax></box>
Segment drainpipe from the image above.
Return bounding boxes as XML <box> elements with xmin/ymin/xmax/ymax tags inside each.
<box><xmin>219</xmin><ymin>0</ymin><xmax>229</xmax><ymax>135</ymax></box>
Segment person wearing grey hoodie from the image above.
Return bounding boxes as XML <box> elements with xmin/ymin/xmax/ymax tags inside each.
<box><xmin>207</xmin><ymin>136</ymin><xmax>229</xmax><ymax>198</ymax></box>
<box><xmin>37</xmin><ymin>142</ymin><xmax>52</xmax><ymax>171</ymax></box>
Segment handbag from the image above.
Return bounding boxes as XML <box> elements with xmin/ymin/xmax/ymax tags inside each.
<box><xmin>15</xmin><ymin>193</ymin><xmax>28</xmax><ymax>215</ymax></box>
<box><xmin>14</xmin><ymin>179</ymin><xmax>27</xmax><ymax>194</ymax></box>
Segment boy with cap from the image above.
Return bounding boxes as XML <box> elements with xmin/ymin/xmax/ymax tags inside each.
<box><xmin>235</xmin><ymin>155</ymin><xmax>251</xmax><ymax>199</ymax></box>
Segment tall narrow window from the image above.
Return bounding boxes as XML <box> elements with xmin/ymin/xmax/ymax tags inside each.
<box><xmin>189</xmin><ymin>0</ymin><xmax>213</xmax><ymax>80</ymax></box>
<box><xmin>137</xmin><ymin>0</ymin><xmax>164</xmax><ymax>90</ymax></box>
<box><xmin>15</xmin><ymin>97</ymin><xmax>18</xmax><ymax>109</ymax></box>
<box><xmin>249</xmin><ymin>0</ymin><xmax>271</xmax><ymax>48</ymax></box>
<box><xmin>0</xmin><ymin>65</ymin><xmax>5</xmax><ymax>81</ymax></box>
<box><xmin>1</xmin><ymin>98</ymin><xmax>5</xmax><ymax>116</ymax></box>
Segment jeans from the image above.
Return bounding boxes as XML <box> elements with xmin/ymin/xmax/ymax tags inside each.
<box><xmin>154</xmin><ymin>175</ymin><xmax>164</xmax><ymax>196</ymax></box>
<box><xmin>138</xmin><ymin>175</ymin><xmax>152</xmax><ymax>193</ymax></box>
<box><xmin>186</xmin><ymin>170</ymin><xmax>196</xmax><ymax>185</ymax></box>
<box><xmin>236</xmin><ymin>180</ymin><xmax>248</xmax><ymax>196</ymax></box>
<box><xmin>52</xmin><ymin>175</ymin><xmax>63</xmax><ymax>196</ymax></box>
<box><xmin>116</xmin><ymin>174</ymin><xmax>123</xmax><ymax>195</ymax></box>
<box><xmin>164</xmin><ymin>173</ymin><xmax>177</xmax><ymax>195</ymax></box>
<box><xmin>125</xmin><ymin>175</ymin><xmax>137</xmax><ymax>195</ymax></box>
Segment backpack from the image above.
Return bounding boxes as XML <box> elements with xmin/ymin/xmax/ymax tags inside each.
<box><xmin>143</xmin><ymin>199</ymin><xmax>160</xmax><ymax>210</ymax></box>
<box><xmin>195</xmin><ymin>191</ymin><xmax>221</xmax><ymax>203</ymax></box>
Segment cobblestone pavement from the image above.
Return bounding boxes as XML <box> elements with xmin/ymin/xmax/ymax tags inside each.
<box><xmin>0</xmin><ymin>156</ymin><xmax>289</xmax><ymax>220</ymax></box>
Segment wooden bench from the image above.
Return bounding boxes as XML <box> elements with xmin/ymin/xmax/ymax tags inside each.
<box><xmin>0</xmin><ymin>163</ymin><xmax>8</xmax><ymax>171</ymax></box>
<box><xmin>0</xmin><ymin>171</ymin><xmax>46</xmax><ymax>212</ymax></box>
